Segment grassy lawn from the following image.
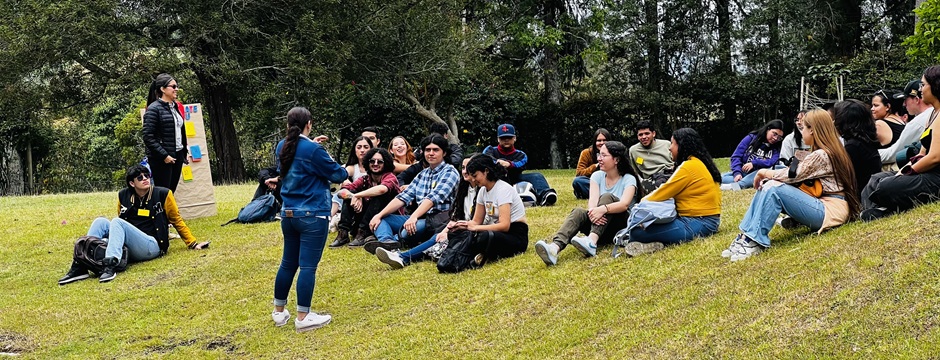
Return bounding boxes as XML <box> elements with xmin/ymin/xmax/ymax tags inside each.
<box><xmin>4</xmin><ymin>160</ymin><xmax>940</xmax><ymax>358</ymax></box>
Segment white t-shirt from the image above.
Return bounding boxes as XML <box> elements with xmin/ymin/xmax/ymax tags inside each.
<box><xmin>590</xmin><ymin>170</ymin><xmax>638</xmax><ymax>201</ymax></box>
<box><xmin>461</xmin><ymin>186</ymin><xmax>478</xmax><ymax>221</ymax></box>
<box><xmin>476</xmin><ymin>180</ymin><xmax>526</xmax><ymax>225</ymax></box>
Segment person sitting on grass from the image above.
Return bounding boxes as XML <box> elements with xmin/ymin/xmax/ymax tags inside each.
<box><xmin>483</xmin><ymin>123</ymin><xmax>558</xmax><ymax>206</ymax></box>
<box><xmin>861</xmin><ymin>66</ymin><xmax>940</xmax><ymax>221</ymax></box>
<box><xmin>722</xmin><ymin>109</ymin><xmax>859</xmax><ymax>261</ymax></box>
<box><xmin>58</xmin><ymin>165</ymin><xmax>208</xmax><ymax>285</ymax></box>
<box><xmin>328</xmin><ymin>136</ymin><xmax>373</xmax><ymax>231</ymax></box>
<box><xmin>378</xmin><ymin>154</ymin><xmax>528</xmax><ymax>268</ymax></box>
<box><xmin>368</xmin><ymin>134</ymin><xmax>461</xmax><ymax>254</ymax></box>
<box><xmin>572</xmin><ymin>128</ymin><xmax>611</xmax><ymax>199</ymax></box>
<box><xmin>534</xmin><ymin>141</ymin><xmax>641</xmax><ymax>266</ymax></box>
<box><xmin>389</xmin><ymin>135</ymin><xmax>416</xmax><ymax>174</ymax></box>
<box><xmin>778</xmin><ymin>110</ymin><xmax>811</xmax><ymax>164</ymax></box>
<box><xmin>620</xmin><ymin>128</ymin><xmax>722</xmax><ymax>257</ymax></box>
<box><xmin>720</xmin><ymin>119</ymin><xmax>785</xmax><ymax>190</ymax></box>
<box><xmin>330</xmin><ymin>148</ymin><xmax>403</xmax><ymax>248</ymax></box>
<box><xmin>629</xmin><ymin>120</ymin><xmax>674</xmax><ymax>192</ymax></box>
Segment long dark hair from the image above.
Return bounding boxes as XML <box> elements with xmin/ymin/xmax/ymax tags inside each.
<box><xmin>747</xmin><ymin>119</ymin><xmax>785</xmax><ymax>152</ymax></box>
<box><xmin>344</xmin><ymin>136</ymin><xmax>374</xmax><ymax>166</ymax></box>
<box><xmin>278</xmin><ymin>107</ymin><xmax>312</xmax><ymax>176</ymax></box>
<box><xmin>452</xmin><ymin>153</ymin><xmax>480</xmax><ymax>221</ymax></box>
<box><xmin>364</xmin><ymin>147</ymin><xmax>395</xmax><ymax>175</ymax></box>
<box><xmin>589</xmin><ymin>128</ymin><xmax>612</xmax><ymax>159</ymax></box>
<box><xmin>465</xmin><ymin>154</ymin><xmax>507</xmax><ymax>182</ymax></box>
<box><xmin>603</xmin><ymin>141</ymin><xmax>644</xmax><ymax>198</ymax></box>
<box><xmin>147</xmin><ymin>73</ymin><xmax>175</xmax><ymax>106</ymax></box>
<box><xmin>793</xmin><ymin>110</ymin><xmax>807</xmax><ymax>148</ymax></box>
<box><xmin>672</xmin><ymin>128</ymin><xmax>721</xmax><ymax>182</ymax></box>
<box><xmin>925</xmin><ymin>65</ymin><xmax>940</xmax><ymax>102</ymax></box>
<box><xmin>833</xmin><ymin>99</ymin><xmax>879</xmax><ymax>145</ymax></box>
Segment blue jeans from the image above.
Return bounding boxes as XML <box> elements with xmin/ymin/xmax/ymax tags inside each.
<box><xmin>630</xmin><ymin>215</ymin><xmax>721</xmax><ymax>245</ymax></box>
<box><xmin>87</xmin><ymin>217</ymin><xmax>161</xmax><ymax>263</ymax></box>
<box><xmin>721</xmin><ymin>171</ymin><xmax>758</xmax><ymax>189</ymax></box>
<box><xmin>572</xmin><ymin>176</ymin><xmax>591</xmax><ymax>199</ymax></box>
<box><xmin>374</xmin><ymin>214</ymin><xmax>431</xmax><ymax>245</ymax></box>
<box><xmin>519</xmin><ymin>172</ymin><xmax>553</xmax><ymax>198</ymax></box>
<box><xmin>274</xmin><ymin>216</ymin><xmax>328</xmax><ymax>313</ymax></box>
<box><xmin>738</xmin><ymin>184</ymin><xmax>825</xmax><ymax>247</ymax></box>
<box><xmin>399</xmin><ymin>238</ymin><xmax>438</xmax><ymax>265</ymax></box>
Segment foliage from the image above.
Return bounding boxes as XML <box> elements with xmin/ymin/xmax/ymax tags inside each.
<box><xmin>904</xmin><ymin>0</ymin><xmax>940</xmax><ymax>63</ymax></box>
<box><xmin>6</xmin><ymin>168</ymin><xmax>940</xmax><ymax>357</ymax></box>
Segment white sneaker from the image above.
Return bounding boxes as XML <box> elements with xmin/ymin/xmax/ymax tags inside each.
<box><xmin>719</xmin><ymin>183</ymin><xmax>741</xmax><ymax>191</ymax></box>
<box><xmin>570</xmin><ymin>236</ymin><xmax>597</xmax><ymax>257</ymax></box>
<box><xmin>624</xmin><ymin>241</ymin><xmax>665</xmax><ymax>257</ymax></box>
<box><xmin>272</xmin><ymin>310</ymin><xmax>291</xmax><ymax>327</ymax></box>
<box><xmin>721</xmin><ymin>234</ymin><xmax>745</xmax><ymax>258</ymax></box>
<box><xmin>729</xmin><ymin>236</ymin><xmax>764</xmax><ymax>262</ymax></box>
<box><xmin>295</xmin><ymin>312</ymin><xmax>332</xmax><ymax>332</ymax></box>
<box><xmin>534</xmin><ymin>240</ymin><xmax>559</xmax><ymax>266</ymax></box>
<box><xmin>375</xmin><ymin>247</ymin><xmax>405</xmax><ymax>269</ymax></box>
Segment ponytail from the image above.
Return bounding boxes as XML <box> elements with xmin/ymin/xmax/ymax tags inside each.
<box><xmin>279</xmin><ymin>107</ymin><xmax>312</xmax><ymax>176</ymax></box>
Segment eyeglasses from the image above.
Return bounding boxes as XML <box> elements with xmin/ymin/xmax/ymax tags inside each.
<box><xmin>770</xmin><ymin>133</ymin><xmax>783</xmax><ymax>141</ymax></box>
<box><xmin>369</xmin><ymin>159</ymin><xmax>384</xmax><ymax>165</ymax></box>
<box><xmin>135</xmin><ymin>173</ymin><xmax>150</xmax><ymax>181</ymax></box>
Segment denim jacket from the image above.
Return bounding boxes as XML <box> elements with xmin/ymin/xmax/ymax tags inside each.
<box><xmin>276</xmin><ymin>135</ymin><xmax>347</xmax><ymax>217</ymax></box>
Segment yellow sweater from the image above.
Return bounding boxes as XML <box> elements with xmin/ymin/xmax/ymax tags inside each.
<box><xmin>644</xmin><ymin>156</ymin><xmax>721</xmax><ymax>217</ymax></box>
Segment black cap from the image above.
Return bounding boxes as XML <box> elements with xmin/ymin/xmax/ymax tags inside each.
<box><xmin>895</xmin><ymin>79</ymin><xmax>922</xmax><ymax>99</ymax></box>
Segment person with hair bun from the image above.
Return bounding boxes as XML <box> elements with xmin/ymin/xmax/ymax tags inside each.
<box><xmin>142</xmin><ymin>73</ymin><xmax>187</xmax><ymax>192</ymax></box>
<box><xmin>271</xmin><ymin>107</ymin><xmax>348</xmax><ymax>332</ymax></box>
<box><xmin>535</xmin><ymin>141</ymin><xmax>641</xmax><ymax>265</ymax></box>
<box><xmin>721</xmin><ymin>119</ymin><xmax>786</xmax><ymax>190</ymax></box>
<box><xmin>871</xmin><ymin>89</ymin><xmax>908</xmax><ymax>148</ymax></box>
<box><xmin>862</xmin><ymin>65</ymin><xmax>940</xmax><ymax>221</ymax></box>
<box><xmin>723</xmin><ymin>109</ymin><xmax>859</xmax><ymax>261</ymax></box>
<box><xmin>621</xmin><ymin>128</ymin><xmax>722</xmax><ymax>256</ymax></box>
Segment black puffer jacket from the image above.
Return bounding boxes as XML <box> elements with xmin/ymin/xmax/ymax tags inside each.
<box><xmin>142</xmin><ymin>100</ymin><xmax>187</xmax><ymax>160</ymax></box>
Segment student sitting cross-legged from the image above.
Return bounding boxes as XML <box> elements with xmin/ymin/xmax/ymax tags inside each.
<box><xmin>620</xmin><ymin>128</ymin><xmax>722</xmax><ymax>257</ymax></box>
<box><xmin>535</xmin><ymin>141</ymin><xmax>640</xmax><ymax>265</ymax></box>
<box><xmin>722</xmin><ymin>109</ymin><xmax>860</xmax><ymax>261</ymax></box>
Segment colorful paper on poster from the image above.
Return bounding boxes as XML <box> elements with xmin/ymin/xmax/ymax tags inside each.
<box><xmin>190</xmin><ymin>145</ymin><xmax>202</xmax><ymax>162</ymax></box>
<box><xmin>185</xmin><ymin>121</ymin><xmax>195</xmax><ymax>137</ymax></box>
<box><xmin>181</xmin><ymin>165</ymin><xmax>194</xmax><ymax>182</ymax></box>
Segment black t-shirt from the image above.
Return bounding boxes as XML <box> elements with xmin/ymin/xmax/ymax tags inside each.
<box><xmin>844</xmin><ymin>138</ymin><xmax>881</xmax><ymax>195</ymax></box>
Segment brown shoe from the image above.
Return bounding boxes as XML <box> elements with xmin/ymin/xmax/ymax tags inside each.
<box><xmin>329</xmin><ymin>229</ymin><xmax>350</xmax><ymax>248</ymax></box>
<box><xmin>347</xmin><ymin>232</ymin><xmax>370</xmax><ymax>247</ymax></box>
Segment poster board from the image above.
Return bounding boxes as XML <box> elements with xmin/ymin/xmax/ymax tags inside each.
<box><xmin>141</xmin><ymin>103</ymin><xmax>217</xmax><ymax>219</ymax></box>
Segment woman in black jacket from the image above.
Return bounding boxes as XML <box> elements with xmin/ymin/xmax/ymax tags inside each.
<box><xmin>143</xmin><ymin>73</ymin><xmax>188</xmax><ymax>192</ymax></box>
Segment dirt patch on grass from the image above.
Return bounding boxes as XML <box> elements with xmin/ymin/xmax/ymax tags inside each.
<box><xmin>0</xmin><ymin>332</ymin><xmax>34</xmax><ymax>355</ymax></box>
<box><xmin>145</xmin><ymin>338</ymin><xmax>197</xmax><ymax>354</ymax></box>
<box><xmin>144</xmin><ymin>336</ymin><xmax>240</xmax><ymax>355</ymax></box>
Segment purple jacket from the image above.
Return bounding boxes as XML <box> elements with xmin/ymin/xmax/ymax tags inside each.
<box><xmin>730</xmin><ymin>133</ymin><xmax>780</xmax><ymax>176</ymax></box>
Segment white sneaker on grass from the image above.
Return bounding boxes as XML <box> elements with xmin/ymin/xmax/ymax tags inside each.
<box><xmin>624</xmin><ymin>241</ymin><xmax>665</xmax><ymax>257</ymax></box>
<box><xmin>570</xmin><ymin>236</ymin><xmax>597</xmax><ymax>257</ymax></box>
<box><xmin>729</xmin><ymin>236</ymin><xmax>764</xmax><ymax>262</ymax></box>
<box><xmin>534</xmin><ymin>240</ymin><xmax>559</xmax><ymax>266</ymax></box>
<box><xmin>719</xmin><ymin>183</ymin><xmax>741</xmax><ymax>191</ymax></box>
<box><xmin>272</xmin><ymin>310</ymin><xmax>290</xmax><ymax>327</ymax></box>
<box><xmin>721</xmin><ymin>234</ymin><xmax>745</xmax><ymax>258</ymax></box>
<box><xmin>375</xmin><ymin>247</ymin><xmax>405</xmax><ymax>269</ymax></box>
<box><xmin>295</xmin><ymin>312</ymin><xmax>332</xmax><ymax>332</ymax></box>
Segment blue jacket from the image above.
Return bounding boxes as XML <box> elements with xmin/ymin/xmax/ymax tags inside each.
<box><xmin>730</xmin><ymin>133</ymin><xmax>780</xmax><ymax>176</ymax></box>
<box><xmin>276</xmin><ymin>135</ymin><xmax>347</xmax><ymax>217</ymax></box>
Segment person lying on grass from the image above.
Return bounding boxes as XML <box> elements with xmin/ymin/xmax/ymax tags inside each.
<box><xmin>374</xmin><ymin>156</ymin><xmax>477</xmax><ymax>268</ymax></box>
<box><xmin>376</xmin><ymin>154</ymin><xmax>528</xmax><ymax>268</ymax></box>
<box><xmin>534</xmin><ymin>141</ymin><xmax>641</xmax><ymax>265</ymax></box>
<box><xmin>58</xmin><ymin>165</ymin><xmax>207</xmax><ymax>285</ymax></box>
<box><xmin>722</xmin><ymin>109</ymin><xmax>860</xmax><ymax>261</ymax></box>
<box><xmin>620</xmin><ymin>128</ymin><xmax>722</xmax><ymax>257</ymax></box>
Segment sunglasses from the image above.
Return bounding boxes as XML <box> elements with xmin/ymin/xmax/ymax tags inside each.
<box><xmin>135</xmin><ymin>173</ymin><xmax>150</xmax><ymax>181</ymax></box>
<box><xmin>165</xmin><ymin>84</ymin><xmax>179</xmax><ymax>89</ymax></box>
<box><xmin>369</xmin><ymin>159</ymin><xmax>384</xmax><ymax>165</ymax></box>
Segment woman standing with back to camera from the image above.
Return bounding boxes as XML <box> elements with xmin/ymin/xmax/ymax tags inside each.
<box><xmin>143</xmin><ymin>73</ymin><xmax>188</xmax><ymax>192</ymax></box>
<box><xmin>270</xmin><ymin>107</ymin><xmax>348</xmax><ymax>332</ymax></box>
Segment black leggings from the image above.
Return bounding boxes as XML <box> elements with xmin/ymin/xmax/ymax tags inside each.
<box><xmin>476</xmin><ymin>222</ymin><xmax>528</xmax><ymax>263</ymax></box>
<box><xmin>149</xmin><ymin>149</ymin><xmax>186</xmax><ymax>193</ymax></box>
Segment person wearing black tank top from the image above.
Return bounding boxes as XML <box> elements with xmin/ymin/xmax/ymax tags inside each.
<box><xmin>861</xmin><ymin>66</ymin><xmax>940</xmax><ymax>221</ymax></box>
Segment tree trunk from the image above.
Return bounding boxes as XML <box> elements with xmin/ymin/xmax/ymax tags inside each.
<box><xmin>0</xmin><ymin>142</ymin><xmax>24</xmax><ymax>195</ymax></box>
<box><xmin>716</xmin><ymin>0</ymin><xmax>736</xmax><ymax>126</ymax></box>
<box><xmin>398</xmin><ymin>82</ymin><xmax>461</xmax><ymax>144</ymax></box>
<box><xmin>543</xmin><ymin>0</ymin><xmax>564</xmax><ymax>169</ymax></box>
<box><xmin>645</xmin><ymin>0</ymin><xmax>663</xmax><ymax>131</ymax></box>
<box><xmin>825</xmin><ymin>0</ymin><xmax>862</xmax><ymax>59</ymax></box>
<box><xmin>193</xmin><ymin>68</ymin><xmax>247</xmax><ymax>183</ymax></box>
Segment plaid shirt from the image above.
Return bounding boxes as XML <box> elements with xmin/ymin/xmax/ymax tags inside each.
<box><xmin>395</xmin><ymin>162</ymin><xmax>460</xmax><ymax>215</ymax></box>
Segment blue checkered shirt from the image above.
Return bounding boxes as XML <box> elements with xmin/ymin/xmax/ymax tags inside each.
<box><xmin>395</xmin><ymin>162</ymin><xmax>460</xmax><ymax>215</ymax></box>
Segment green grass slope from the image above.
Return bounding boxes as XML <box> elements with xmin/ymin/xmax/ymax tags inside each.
<box><xmin>3</xmin><ymin>164</ymin><xmax>940</xmax><ymax>358</ymax></box>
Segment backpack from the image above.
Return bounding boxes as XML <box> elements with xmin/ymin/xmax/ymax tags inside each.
<box><xmin>514</xmin><ymin>182</ymin><xmax>538</xmax><ymax>207</ymax></box>
<box><xmin>436</xmin><ymin>230</ymin><xmax>484</xmax><ymax>273</ymax></box>
<box><xmin>611</xmin><ymin>199</ymin><xmax>677</xmax><ymax>258</ymax></box>
<box><xmin>73</xmin><ymin>236</ymin><xmax>129</xmax><ymax>274</ymax></box>
<box><xmin>222</xmin><ymin>193</ymin><xmax>279</xmax><ymax>226</ymax></box>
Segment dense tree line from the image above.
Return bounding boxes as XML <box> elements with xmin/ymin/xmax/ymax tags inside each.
<box><xmin>0</xmin><ymin>0</ymin><xmax>936</xmax><ymax>194</ymax></box>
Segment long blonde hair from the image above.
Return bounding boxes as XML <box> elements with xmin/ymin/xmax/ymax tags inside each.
<box><xmin>802</xmin><ymin>109</ymin><xmax>860</xmax><ymax>218</ymax></box>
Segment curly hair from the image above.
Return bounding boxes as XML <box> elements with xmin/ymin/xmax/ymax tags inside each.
<box><xmin>363</xmin><ymin>148</ymin><xmax>395</xmax><ymax>176</ymax></box>
<box><xmin>465</xmin><ymin>154</ymin><xmax>507</xmax><ymax>182</ymax></box>
<box><xmin>832</xmin><ymin>99</ymin><xmax>879</xmax><ymax>145</ymax></box>
<box><xmin>672</xmin><ymin>128</ymin><xmax>721</xmax><ymax>182</ymax></box>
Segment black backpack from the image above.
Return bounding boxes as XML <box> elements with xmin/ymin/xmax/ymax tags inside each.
<box><xmin>222</xmin><ymin>193</ymin><xmax>279</xmax><ymax>226</ymax></box>
<box><xmin>73</xmin><ymin>236</ymin><xmax>129</xmax><ymax>274</ymax></box>
<box><xmin>437</xmin><ymin>230</ymin><xmax>485</xmax><ymax>273</ymax></box>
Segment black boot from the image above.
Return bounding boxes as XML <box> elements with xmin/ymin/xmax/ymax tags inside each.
<box><xmin>329</xmin><ymin>229</ymin><xmax>351</xmax><ymax>248</ymax></box>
